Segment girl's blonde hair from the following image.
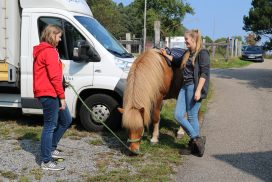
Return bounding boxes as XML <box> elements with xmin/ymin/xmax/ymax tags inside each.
<box><xmin>41</xmin><ymin>24</ymin><xmax>63</xmax><ymax>47</ymax></box>
<box><xmin>181</xmin><ymin>29</ymin><xmax>203</xmax><ymax>68</ymax></box>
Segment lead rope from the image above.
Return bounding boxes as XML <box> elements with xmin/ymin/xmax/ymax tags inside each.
<box><xmin>67</xmin><ymin>82</ymin><xmax>142</xmax><ymax>155</ymax></box>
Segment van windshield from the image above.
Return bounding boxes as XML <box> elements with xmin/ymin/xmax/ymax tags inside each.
<box><xmin>75</xmin><ymin>16</ymin><xmax>133</xmax><ymax>58</ymax></box>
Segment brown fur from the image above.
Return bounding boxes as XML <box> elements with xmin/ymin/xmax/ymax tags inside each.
<box><xmin>122</xmin><ymin>49</ymin><xmax>171</xmax><ymax>130</ymax></box>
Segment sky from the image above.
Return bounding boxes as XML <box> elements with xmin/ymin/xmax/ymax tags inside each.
<box><xmin>112</xmin><ymin>0</ymin><xmax>254</xmax><ymax>42</ymax></box>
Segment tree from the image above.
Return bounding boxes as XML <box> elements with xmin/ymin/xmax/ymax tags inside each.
<box><xmin>87</xmin><ymin>0</ymin><xmax>128</xmax><ymax>39</ymax></box>
<box><xmin>86</xmin><ymin>0</ymin><xmax>194</xmax><ymax>42</ymax></box>
<box><xmin>203</xmin><ymin>36</ymin><xmax>213</xmax><ymax>43</ymax></box>
<box><xmin>243</xmin><ymin>0</ymin><xmax>272</xmax><ymax>49</ymax></box>
<box><xmin>125</xmin><ymin>0</ymin><xmax>194</xmax><ymax>40</ymax></box>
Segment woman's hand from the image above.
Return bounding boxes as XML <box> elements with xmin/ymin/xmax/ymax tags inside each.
<box><xmin>60</xmin><ymin>99</ymin><xmax>66</xmax><ymax>110</ymax></box>
<box><xmin>160</xmin><ymin>48</ymin><xmax>167</xmax><ymax>56</ymax></box>
<box><xmin>194</xmin><ymin>90</ymin><xmax>201</xmax><ymax>101</ymax></box>
<box><xmin>160</xmin><ymin>48</ymin><xmax>173</xmax><ymax>61</ymax></box>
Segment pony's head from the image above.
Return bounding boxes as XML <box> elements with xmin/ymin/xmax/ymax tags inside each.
<box><xmin>118</xmin><ymin>107</ymin><xmax>145</xmax><ymax>154</ymax></box>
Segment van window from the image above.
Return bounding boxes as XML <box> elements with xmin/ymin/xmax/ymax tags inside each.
<box><xmin>75</xmin><ymin>16</ymin><xmax>133</xmax><ymax>58</ymax></box>
<box><xmin>38</xmin><ymin>17</ymin><xmax>86</xmax><ymax>60</ymax></box>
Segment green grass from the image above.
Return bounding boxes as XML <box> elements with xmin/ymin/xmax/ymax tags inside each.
<box><xmin>0</xmin><ymin>170</ymin><xmax>17</xmax><ymax>180</ymax></box>
<box><xmin>211</xmin><ymin>57</ymin><xmax>252</xmax><ymax>68</ymax></box>
<box><xmin>0</xmin><ymin>121</ymin><xmax>42</xmax><ymax>141</ymax></box>
<box><xmin>264</xmin><ymin>54</ymin><xmax>272</xmax><ymax>59</ymax></box>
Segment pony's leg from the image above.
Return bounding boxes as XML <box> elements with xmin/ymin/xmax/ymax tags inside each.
<box><xmin>177</xmin><ymin>126</ymin><xmax>185</xmax><ymax>139</ymax></box>
<box><xmin>176</xmin><ymin>110</ymin><xmax>202</xmax><ymax>139</ymax></box>
<box><xmin>150</xmin><ymin>97</ymin><xmax>163</xmax><ymax>144</ymax></box>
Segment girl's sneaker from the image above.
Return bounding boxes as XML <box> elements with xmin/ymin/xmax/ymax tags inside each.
<box><xmin>52</xmin><ymin>149</ymin><xmax>64</xmax><ymax>160</ymax></box>
<box><xmin>41</xmin><ymin>161</ymin><xmax>65</xmax><ymax>171</ymax></box>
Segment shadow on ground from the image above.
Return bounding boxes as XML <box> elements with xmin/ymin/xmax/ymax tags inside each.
<box><xmin>213</xmin><ymin>151</ymin><xmax>272</xmax><ymax>182</ymax></box>
<box><xmin>0</xmin><ymin>107</ymin><xmax>43</xmax><ymax>126</ymax></box>
<box><xmin>19</xmin><ymin>140</ymin><xmax>41</xmax><ymax>165</ymax></box>
<box><xmin>212</xmin><ymin>68</ymin><xmax>272</xmax><ymax>90</ymax></box>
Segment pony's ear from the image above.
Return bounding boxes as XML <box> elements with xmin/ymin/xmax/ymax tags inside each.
<box><xmin>117</xmin><ymin>107</ymin><xmax>124</xmax><ymax>114</ymax></box>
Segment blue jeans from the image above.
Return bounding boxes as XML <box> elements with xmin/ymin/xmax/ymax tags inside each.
<box><xmin>174</xmin><ymin>84</ymin><xmax>201</xmax><ymax>139</ymax></box>
<box><xmin>39</xmin><ymin>97</ymin><xmax>72</xmax><ymax>163</ymax></box>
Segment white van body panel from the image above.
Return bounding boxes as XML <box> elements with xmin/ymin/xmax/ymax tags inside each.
<box><xmin>20</xmin><ymin>8</ymin><xmax>126</xmax><ymax>118</ymax></box>
<box><xmin>0</xmin><ymin>0</ymin><xmax>134</xmax><ymax>131</ymax></box>
<box><xmin>20</xmin><ymin>0</ymin><xmax>92</xmax><ymax>16</ymax></box>
<box><xmin>0</xmin><ymin>0</ymin><xmax>20</xmax><ymax>67</ymax></box>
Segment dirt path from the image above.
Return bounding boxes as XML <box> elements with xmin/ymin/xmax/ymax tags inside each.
<box><xmin>174</xmin><ymin>59</ymin><xmax>272</xmax><ymax>182</ymax></box>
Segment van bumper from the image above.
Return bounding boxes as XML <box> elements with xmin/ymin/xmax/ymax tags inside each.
<box><xmin>114</xmin><ymin>79</ymin><xmax>126</xmax><ymax>98</ymax></box>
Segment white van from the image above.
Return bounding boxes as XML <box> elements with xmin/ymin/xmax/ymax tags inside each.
<box><xmin>0</xmin><ymin>0</ymin><xmax>134</xmax><ymax>131</ymax></box>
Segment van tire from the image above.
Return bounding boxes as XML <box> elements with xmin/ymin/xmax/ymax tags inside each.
<box><xmin>79</xmin><ymin>94</ymin><xmax>121</xmax><ymax>132</ymax></box>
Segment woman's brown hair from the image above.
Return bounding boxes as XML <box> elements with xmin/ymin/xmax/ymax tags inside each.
<box><xmin>40</xmin><ymin>24</ymin><xmax>63</xmax><ymax>47</ymax></box>
<box><xmin>181</xmin><ymin>29</ymin><xmax>203</xmax><ymax>68</ymax></box>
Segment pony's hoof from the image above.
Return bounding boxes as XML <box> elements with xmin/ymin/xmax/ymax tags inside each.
<box><xmin>150</xmin><ymin>140</ymin><xmax>158</xmax><ymax>145</ymax></box>
<box><xmin>177</xmin><ymin>133</ymin><xmax>184</xmax><ymax>139</ymax></box>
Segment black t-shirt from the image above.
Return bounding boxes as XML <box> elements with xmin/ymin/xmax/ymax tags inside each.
<box><xmin>183</xmin><ymin>54</ymin><xmax>194</xmax><ymax>86</ymax></box>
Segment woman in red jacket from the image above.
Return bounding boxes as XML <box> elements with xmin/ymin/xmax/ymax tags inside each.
<box><xmin>33</xmin><ymin>24</ymin><xmax>72</xmax><ymax>171</ymax></box>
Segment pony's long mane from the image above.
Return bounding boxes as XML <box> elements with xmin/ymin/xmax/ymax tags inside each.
<box><xmin>122</xmin><ymin>49</ymin><xmax>166</xmax><ymax>130</ymax></box>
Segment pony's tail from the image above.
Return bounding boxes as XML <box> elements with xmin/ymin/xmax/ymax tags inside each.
<box><xmin>122</xmin><ymin>107</ymin><xmax>148</xmax><ymax>130</ymax></box>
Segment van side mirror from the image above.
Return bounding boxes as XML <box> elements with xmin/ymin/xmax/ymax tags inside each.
<box><xmin>73</xmin><ymin>40</ymin><xmax>101</xmax><ymax>62</ymax></box>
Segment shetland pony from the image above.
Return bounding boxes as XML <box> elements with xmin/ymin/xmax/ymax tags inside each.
<box><xmin>120</xmin><ymin>48</ymin><xmax>184</xmax><ymax>153</ymax></box>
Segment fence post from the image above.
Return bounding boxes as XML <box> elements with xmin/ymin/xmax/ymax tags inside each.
<box><xmin>212</xmin><ymin>42</ymin><xmax>216</xmax><ymax>60</ymax></box>
<box><xmin>237</xmin><ymin>40</ymin><xmax>242</xmax><ymax>56</ymax></box>
<box><xmin>126</xmin><ymin>33</ymin><xmax>131</xmax><ymax>53</ymax></box>
<box><xmin>225</xmin><ymin>39</ymin><xmax>230</xmax><ymax>61</ymax></box>
<box><xmin>235</xmin><ymin>39</ymin><xmax>238</xmax><ymax>57</ymax></box>
<box><xmin>139</xmin><ymin>43</ymin><xmax>142</xmax><ymax>54</ymax></box>
<box><xmin>203</xmin><ymin>39</ymin><xmax>206</xmax><ymax>48</ymax></box>
<box><xmin>231</xmin><ymin>38</ymin><xmax>234</xmax><ymax>58</ymax></box>
<box><xmin>154</xmin><ymin>21</ymin><xmax>160</xmax><ymax>47</ymax></box>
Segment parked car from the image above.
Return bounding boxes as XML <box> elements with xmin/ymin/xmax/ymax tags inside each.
<box><xmin>241</xmin><ymin>46</ymin><xmax>264</xmax><ymax>62</ymax></box>
<box><xmin>241</xmin><ymin>45</ymin><xmax>248</xmax><ymax>52</ymax></box>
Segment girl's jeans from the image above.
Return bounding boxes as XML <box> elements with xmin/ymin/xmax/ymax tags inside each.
<box><xmin>174</xmin><ymin>84</ymin><xmax>201</xmax><ymax>139</ymax></box>
<box><xmin>38</xmin><ymin>97</ymin><xmax>72</xmax><ymax>163</ymax></box>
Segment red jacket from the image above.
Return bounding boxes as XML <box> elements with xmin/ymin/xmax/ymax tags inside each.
<box><xmin>33</xmin><ymin>42</ymin><xmax>65</xmax><ymax>99</ymax></box>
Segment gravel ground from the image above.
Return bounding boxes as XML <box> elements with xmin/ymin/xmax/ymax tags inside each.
<box><xmin>0</xmin><ymin>135</ymin><xmax>130</xmax><ymax>181</ymax></box>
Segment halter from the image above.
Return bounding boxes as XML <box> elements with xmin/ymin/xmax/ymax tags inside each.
<box><xmin>127</xmin><ymin>128</ymin><xmax>145</xmax><ymax>143</ymax></box>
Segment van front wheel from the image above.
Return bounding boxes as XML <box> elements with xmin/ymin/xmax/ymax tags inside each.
<box><xmin>79</xmin><ymin>94</ymin><xmax>121</xmax><ymax>132</ymax></box>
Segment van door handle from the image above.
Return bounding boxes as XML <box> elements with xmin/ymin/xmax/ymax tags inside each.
<box><xmin>95</xmin><ymin>69</ymin><xmax>101</xmax><ymax>73</ymax></box>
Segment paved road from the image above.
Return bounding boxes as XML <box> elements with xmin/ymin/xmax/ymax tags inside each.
<box><xmin>174</xmin><ymin>59</ymin><xmax>272</xmax><ymax>182</ymax></box>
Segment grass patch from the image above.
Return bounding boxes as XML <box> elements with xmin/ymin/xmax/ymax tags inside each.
<box><xmin>0</xmin><ymin>170</ymin><xmax>17</xmax><ymax>180</ymax></box>
<box><xmin>19</xmin><ymin>176</ymin><xmax>30</xmax><ymax>182</ymax></box>
<box><xmin>0</xmin><ymin>120</ymin><xmax>42</xmax><ymax>141</ymax></box>
<box><xmin>211</xmin><ymin>57</ymin><xmax>252</xmax><ymax>68</ymax></box>
<box><xmin>264</xmin><ymin>55</ymin><xmax>272</xmax><ymax>59</ymax></box>
<box><xmin>0</xmin><ymin>123</ymin><xmax>10</xmax><ymax>139</ymax></box>
<box><xmin>64</xmin><ymin>123</ymin><xmax>97</xmax><ymax>139</ymax></box>
<box><xmin>29</xmin><ymin>168</ymin><xmax>43</xmax><ymax>181</ymax></box>
<box><xmin>89</xmin><ymin>138</ymin><xmax>104</xmax><ymax>146</ymax></box>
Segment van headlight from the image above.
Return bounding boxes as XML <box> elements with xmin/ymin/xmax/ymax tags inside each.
<box><xmin>114</xmin><ymin>57</ymin><xmax>132</xmax><ymax>71</ymax></box>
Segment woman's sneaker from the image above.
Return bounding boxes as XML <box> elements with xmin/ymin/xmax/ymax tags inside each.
<box><xmin>52</xmin><ymin>149</ymin><xmax>64</xmax><ymax>160</ymax></box>
<box><xmin>193</xmin><ymin>137</ymin><xmax>205</xmax><ymax>157</ymax></box>
<box><xmin>41</xmin><ymin>161</ymin><xmax>65</xmax><ymax>171</ymax></box>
